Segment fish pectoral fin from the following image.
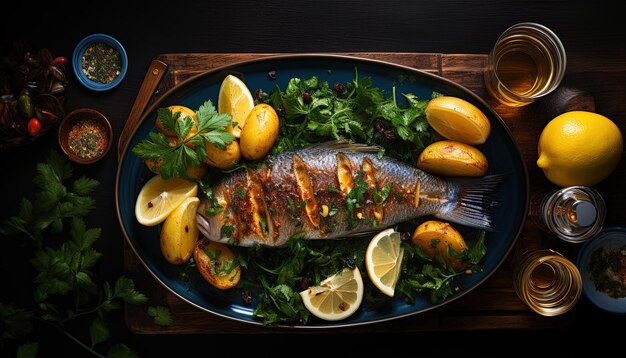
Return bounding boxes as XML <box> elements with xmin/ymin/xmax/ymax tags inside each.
<box><xmin>196</xmin><ymin>213</ymin><xmax>211</xmax><ymax>239</ymax></box>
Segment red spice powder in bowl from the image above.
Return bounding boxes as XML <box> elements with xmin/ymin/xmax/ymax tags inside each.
<box><xmin>58</xmin><ymin>108</ymin><xmax>112</xmax><ymax>164</ymax></box>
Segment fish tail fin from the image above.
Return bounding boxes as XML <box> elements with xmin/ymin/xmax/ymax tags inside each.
<box><xmin>439</xmin><ymin>174</ymin><xmax>508</xmax><ymax>231</ymax></box>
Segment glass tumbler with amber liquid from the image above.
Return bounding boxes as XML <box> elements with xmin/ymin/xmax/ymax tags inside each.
<box><xmin>513</xmin><ymin>249</ymin><xmax>582</xmax><ymax>316</ymax></box>
<box><xmin>484</xmin><ymin>22</ymin><xmax>566</xmax><ymax>107</ymax></box>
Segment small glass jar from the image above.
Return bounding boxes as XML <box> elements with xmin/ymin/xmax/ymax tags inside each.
<box><xmin>513</xmin><ymin>249</ymin><xmax>582</xmax><ymax>316</ymax></box>
<box><xmin>528</xmin><ymin>186</ymin><xmax>606</xmax><ymax>243</ymax></box>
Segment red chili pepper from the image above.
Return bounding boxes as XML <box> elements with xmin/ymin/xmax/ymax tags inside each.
<box><xmin>27</xmin><ymin>118</ymin><xmax>42</xmax><ymax>136</ymax></box>
<box><xmin>51</xmin><ymin>56</ymin><xmax>68</xmax><ymax>67</ymax></box>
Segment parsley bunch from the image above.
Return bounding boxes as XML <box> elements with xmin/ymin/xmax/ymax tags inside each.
<box><xmin>237</xmin><ymin>230</ymin><xmax>486</xmax><ymax>325</ymax></box>
<box><xmin>132</xmin><ymin>100</ymin><xmax>234</xmax><ymax>179</ymax></box>
<box><xmin>262</xmin><ymin>70</ymin><xmax>436</xmax><ymax>163</ymax></box>
<box><xmin>241</xmin><ymin>233</ymin><xmax>366</xmax><ymax>325</ymax></box>
<box><xmin>397</xmin><ymin>230</ymin><xmax>487</xmax><ymax>304</ymax></box>
<box><xmin>0</xmin><ymin>152</ymin><xmax>169</xmax><ymax>357</ymax></box>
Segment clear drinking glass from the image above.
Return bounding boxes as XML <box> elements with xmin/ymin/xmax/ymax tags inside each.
<box><xmin>528</xmin><ymin>186</ymin><xmax>606</xmax><ymax>243</ymax></box>
<box><xmin>513</xmin><ymin>249</ymin><xmax>582</xmax><ymax>316</ymax></box>
<box><xmin>484</xmin><ymin>22</ymin><xmax>566</xmax><ymax>107</ymax></box>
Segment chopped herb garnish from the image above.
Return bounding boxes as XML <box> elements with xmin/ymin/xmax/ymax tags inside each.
<box><xmin>221</xmin><ymin>224</ymin><xmax>235</xmax><ymax>238</ymax></box>
<box><xmin>236</xmin><ymin>187</ymin><xmax>246</xmax><ymax>200</ymax></box>
<box><xmin>259</xmin><ymin>216</ymin><xmax>268</xmax><ymax>236</ymax></box>
<box><xmin>81</xmin><ymin>42</ymin><xmax>121</xmax><ymax>84</ymax></box>
<box><xmin>205</xmin><ymin>248</ymin><xmax>239</xmax><ymax>277</ymax></box>
<box><xmin>373</xmin><ymin>183</ymin><xmax>393</xmax><ymax>205</ymax></box>
<box><xmin>199</xmin><ymin>181</ymin><xmax>224</xmax><ymax>216</ymax></box>
<box><xmin>345</xmin><ymin>170</ymin><xmax>369</xmax><ymax>228</ymax></box>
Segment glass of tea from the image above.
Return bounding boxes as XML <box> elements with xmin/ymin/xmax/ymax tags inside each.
<box><xmin>513</xmin><ymin>249</ymin><xmax>582</xmax><ymax>316</ymax></box>
<box><xmin>484</xmin><ymin>23</ymin><xmax>566</xmax><ymax>107</ymax></box>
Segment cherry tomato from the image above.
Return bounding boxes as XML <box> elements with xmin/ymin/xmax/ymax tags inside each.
<box><xmin>27</xmin><ymin>118</ymin><xmax>42</xmax><ymax>136</ymax></box>
<box><xmin>51</xmin><ymin>56</ymin><xmax>68</xmax><ymax>67</ymax></box>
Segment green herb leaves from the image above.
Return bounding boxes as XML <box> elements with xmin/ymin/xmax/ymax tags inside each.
<box><xmin>0</xmin><ymin>151</ymin><xmax>97</xmax><ymax>242</ymax></box>
<box><xmin>132</xmin><ymin>100</ymin><xmax>234</xmax><ymax>179</ymax></box>
<box><xmin>199</xmin><ymin>180</ymin><xmax>224</xmax><ymax>216</ymax></box>
<box><xmin>147</xmin><ymin>306</ymin><xmax>173</xmax><ymax>327</ymax></box>
<box><xmin>0</xmin><ymin>152</ymin><xmax>149</xmax><ymax>357</ymax></box>
<box><xmin>397</xmin><ymin>230</ymin><xmax>487</xmax><ymax>304</ymax></box>
<box><xmin>263</xmin><ymin>70</ymin><xmax>434</xmax><ymax>163</ymax></box>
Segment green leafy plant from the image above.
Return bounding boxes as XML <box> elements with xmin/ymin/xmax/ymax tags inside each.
<box><xmin>262</xmin><ymin>70</ymin><xmax>436</xmax><ymax>163</ymax></box>
<box><xmin>238</xmin><ymin>230</ymin><xmax>486</xmax><ymax>325</ymax></box>
<box><xmin>147</xmin><ymin>306</ymin><xmax>173</xmax><ymax>327</ymax></box>
<box><xmin>0</xmin><ymin>152</ymin><xmax>156</xmax><ymax>357</ymax></box>
<box><xmin>132</xmin><ymin>100</ymin><xmax>234</xmax><ymax>179</ymax></box>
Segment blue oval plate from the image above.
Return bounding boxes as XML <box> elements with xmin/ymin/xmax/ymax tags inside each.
<box><xmin>116</xmin><ymin>54</ymin><xmax>528</xmax><ymax>327</ymax></box>
<box><xmin>577</xmin><ymin>227</ymin><xmax>626</xmax><ymax>315</ymax></box>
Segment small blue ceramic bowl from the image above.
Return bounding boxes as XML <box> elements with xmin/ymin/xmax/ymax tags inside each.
<box><xmin>72</xmin><ymin>34</ymin><xmax>128</xmax><ymax>91</ymax></box>
<box><xmin>577</xmin><ymin>227</ymin><xmax>626</xmax><ymax>315</ymax></box>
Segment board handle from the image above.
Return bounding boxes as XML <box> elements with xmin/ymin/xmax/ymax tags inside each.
<box><xmin>118</xmin><ymin>59</ymin><xmax>168</xmax><ymax>160</ymax></box>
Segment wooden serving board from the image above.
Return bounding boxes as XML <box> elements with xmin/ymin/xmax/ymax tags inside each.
<box><xmin>122</xmin><ymin>52</ymin><xmax>626</xmax><ymax>333</ymax></box>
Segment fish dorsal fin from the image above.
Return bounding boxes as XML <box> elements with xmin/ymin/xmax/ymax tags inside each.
<box><xmin>307</xmin><ymin>140</ymin><xmax>381</xmax><ymax>153</ymax></box>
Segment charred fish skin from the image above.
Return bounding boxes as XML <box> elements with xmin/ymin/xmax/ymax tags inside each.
<box><xmin>197</xmin><ymin>141</ymin><xmax>504</xmax><ymax>247</ymax></box>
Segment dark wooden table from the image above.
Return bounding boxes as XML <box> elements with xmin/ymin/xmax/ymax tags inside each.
<box><xmin>2</xmin><ymin>1</ymin><xmax>625</xmax><ymax>355</ymax></box>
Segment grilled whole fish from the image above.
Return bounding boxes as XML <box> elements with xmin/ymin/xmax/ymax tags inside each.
<box><xmin>196</xmin><ymin>141</ymin><xmax>505</xmax><ymax>247</ymax></box>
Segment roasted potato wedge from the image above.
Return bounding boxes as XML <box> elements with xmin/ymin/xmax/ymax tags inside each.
<box><xmin>160</xmin><ymin>197</ymin><xmax>200</xmax><ymax>265</ymax></box>
<box><xmin>412</xmin><ymin>220</ymin><xmax>468</xmax><ymax>271</ymax></box>
<box><xmin>194</xmin><ymin>239</ymin><xmax>241</xmax><ymax>290</ymax></box>
<box><xmin>239</xmin><ymin>104</ymin><xmax>279</xmax><ymax>161</ymax></box>
<box><xmin>202</xmin><ymin>140</ymin><xmax>241</xmax><ymax>170</ymax></box>
<box><xmin>416</xmin><ymin>140</ymin><xmax>488</xmax><ymax>177</ymax></box>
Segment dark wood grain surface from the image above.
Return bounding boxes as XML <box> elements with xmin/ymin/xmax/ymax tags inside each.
<box><xmin>2</xmin><ymin>0</ymin><xmax>625</xmax><ymax>355</ymax></box>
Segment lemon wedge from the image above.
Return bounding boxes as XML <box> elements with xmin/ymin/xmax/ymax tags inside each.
<box><xmin>365</xmin><ymin>228</ymin><xmax>404</xmax><ymax>297</ymax></box>
<box><xmin>218</xmin><ymin>74</ymin><xmax>254</xmax><ymax>138</ymax></box>
<box><xmin>425</xmin><ymin>96</ymin><xmax>491</xmax><ymax>145</ymax></box>
<box><xmin>160</xmin><ymin>197</ymin><xmax>200</xmax><ymax>265</ymax></box>
<box><xmin>299</xmin><ymin>267</ymin><xmax>364</xmax><ymax>321</ymax></box>
<box><xmin>135</xmin><ymin>175</ymin><xmax>198</xmax><ymax>226</ymax></box>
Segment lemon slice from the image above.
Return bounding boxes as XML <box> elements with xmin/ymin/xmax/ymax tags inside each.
<box><xmin>365</xmin><ymin>228</ymin><xmax>404</xmax><ymax>297</ymax></box>
<box><xmin>425</xmin><ymin>96</ymin><xmax>491</xmax><ymax>145</ymax></box>
<box><xmin>299</xmin><ymin>267</ymin><xmax>364</xmax><ymax>321</ymax></box>
<box><xmin>135</xmin><ymin>175</ymin><xmax>198</xmax><ymax>226</ymax></box>
<box><xmin>218</xmin><ymin>74</ymin><xmax>254</xmax><ymax>138</ymax></box>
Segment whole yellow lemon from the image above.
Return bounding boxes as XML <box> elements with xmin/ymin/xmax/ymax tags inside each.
<box><xmin>537</xmin><ymin>111</ymin><xmax>623</xmax><ymax>187</ymax></box>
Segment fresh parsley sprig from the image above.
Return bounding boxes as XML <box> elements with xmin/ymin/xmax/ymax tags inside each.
<box><xmin>0</xmin><ymin>151</ymin><xmax>97</xmax><ymax>244</ymax></box>
<box><xmin>0</xmin><ymin>152</ymin><xmax>161</xmax><ymax>358</ymax></box>
<box><xmin>132</xmin><ymin>100</ymin><xmax>234</xmax><ymax>179</ymax></box>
